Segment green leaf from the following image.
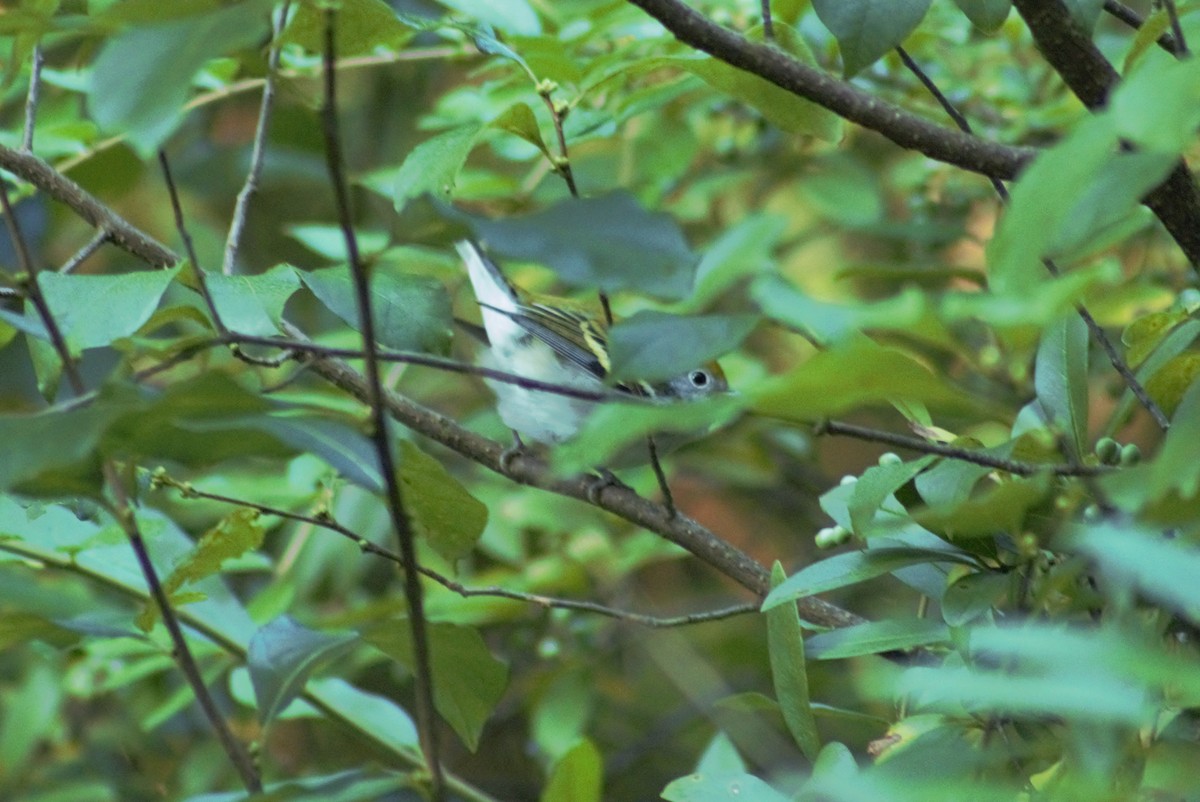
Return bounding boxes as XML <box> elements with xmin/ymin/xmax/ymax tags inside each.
<box><xmin>807</xmin><ymin>618</ymin><xmax>949</xmax><ymax>660</ymax></box>
<box><xmin>695</xmin><ymin>732</ymin><xmax>745</xmax><ymax>775</ymax></box>
<box><xmin>766</xmin><ymin>562</ymin><xmax>821</xmax><ymax>761</ymax></box>
<box><xmin>894</xmin><ymin>623</ymin><xmax>1169</xmax><ymax>725</ymax></box>
<box><xmin>0</xmin><ymin>402</ymin><xmax>124</xmax><ymax>496</ymax></box>
<box><xmin>1112</xmin><ymin>53</ymin><xmax>1200</xmax><ymax>154</ymax></box>
<box><xmin>607</xmin><ymin>311</ymin><xmax>756</xmax><ymax>383</ymax></box>
<box><xmin>306</xmin><ymin>677</ymin><xmax>418</xmax><ymax>753</ymax></box>
<box><xmin>286</xmin><ymin>225</ymin><xmax>390</xmax><ymax>262</ymax></box>
<box><xmin>668</xmin><ymin>38</ymin><xmax>842</xmax><ymax>141</ymax></box>
<box><xmin>752</xmin><ymin>276</ymin><xmax>944</xmax><ymax>347</ymax></box>
<box><xmin>987</xmin><ymin>115</ymin><xmax>1117</xmax><ymax>297</ymax></box>
<box><xmin>205</xmin><ymin>265</ymin><xmax>300</xmax><ymax>336</ymax></box>
<box><xmin>532</xmin><ymin>668</ymin><xmax>594</xmax><ymax>760</ymax></box>
<box><xmin>364</xmin><ymin>621</ymin><xmax>508</xmax><ymax>751</ymax></box>
<box><xmin>951</xmin><ymin>0</ymin><xmax>1011</xmax><ymax>32</ymax></box>
<box><xmin>751</xmin><ymin>336</ymin><xmax>978</xmax><ymax>421</ymax></box>
<box><xmin>181</xmin><ymin>769</ymin><xmax>405</xmax><ymax>802</ymax></box>
<box><xmin>1146</xmin><ymin>352</ymin><xmax>1200</xmax><ymax>417</ymax></box>
<box><xmin>397</xmin><ymin>441</ymin><xmax>487</xmax><ymax>563</ymax></box>
<box><xmin>914</xmin><ymin>475</ymin><xmax>1051</xmax><ymax>539</ymax></box>
<box><xmin>300</xmin><ymin>265</ymin><xmax>453</xmax><ymax>354</ymax></box>
<box><xmin>466</xmin><ymin>192</ymin><xmax>698</xmax><ymax>300</ymax></box>
<box><xmin>849</xmin><ymin>456</ymin><xmax>936</xmax><ymax>535</ymax></box>
<box><xmin>1062</xmin><ymin>0</ymin><xmax>1104</xmax><ymax>32</ymax></box>
<box><xmin>137</xmin><ymin>507</ymin><xmax>265</xmax><ymax>631</ymax></box>
<box><xmin>175</xmin><ymin>508</ymin><xmax>266</xmax><ymax>591</ymax></box>
<box><xmin>392</xmin><ymin>124</ymin><xmax>485</xmax><ymax>210</ymax></box>
<box><xmin>1117</xmin><ymin>378</ymin><xmax>1200</xmax><ymax>505</ymax></box>
<box><xmin>941</xmin><ymin>571</ymin><xmax>1009</xmax><ymax>626</ymax></box>
<box><xmin>283</xmin><ymin>0</ymin><xmax>411</xmax><ymax>56</ymax></box>
<box><xmin>490</xmin><ymin>102</ymin><xmax>552</xmax><ymax>157</ymax></box>
<box><xmin>1034</xmin><ymin>314</ymin><xmax>1089</xmax><ymax>455</ymax></box>
<box><xmin>762</xmin><ymin>547</ymin><xmax>973</xmax><ymax>610</ymax></box>
<box><xmin>38</xmin><ymin>267</ymin><xmax>180</xmax><ymax>353</ymax></box>
<box><xmin>1071</xmin><ymin>523</ymin><xmax>1200</xmax><ymax>624</ymax></box>
<box><xmin>1047</xmin><ymin>150</ymin><xmax>1175</xmax><ymax>261</ymax></box>
<box><xmin>541</xmin><ymin>738</ymin><xmax>603</xmax><ymax>802</ymax></box>
<box><xmin>255</xmin><ymin>416</ymin><xmax>382</xmax><ymax>492</ymax></box>
<box><xmin>248</xmin><ymin>616</ymin><xmax>359</xmax><ymax>726</ymax></box>
<box><xmin>88</xmin><ymin>1</ymin><xmax>274</xmax><ymax>155</ymax></box>
<box><xmin>441</xmin><ymin>0</ymin><xmax>541</xmax><ymax>36</ymax></box>
<box><xmin>551</xmin><ymin>394</ymin><xmax>742</xmax><ymax>474</ymax></box>
<box><xmin>109</xmin><ymin>372</ymin><xmax>296</xmax><ymax>466</ymax></box>
<box><xmin>662</xmin><ymin>772</ymin><xmax>791</xmax><ymax>802</ymax></box>
<box><xmin>812</xmin><ymin>0</ymin><xmax>932</xmax><ymax>76</ymax></box>
<box><xmin>796</xmin><ymin>155</ymin><xmax>883</xmax><ymax>226</ymax></box>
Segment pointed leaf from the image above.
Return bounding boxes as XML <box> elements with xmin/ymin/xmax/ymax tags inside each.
<box><xmin>608</xmin><ymin>311</ymin><xmax>756</xmax><ymax>383</ymax></box>
<box><xmin>248</xmin><ymin>616</ymin><xmax>358</xmax><ymax>726</ymax></box>
<box><xmin>662</xmin><ymin>772</ymin><xmax>791</xmax><ymax>802</ymax></box>
<box><xmin>38</xmin><ymin>266</ymin><xmax>180</xmax><ymax>353</ymax></box>
<box><xmin>205</xmin><ymin>265</ymin><xmax>300</xmax><ymax>336</ymax></box>
<box><xmin>1034</xmin><ymin>314</ymin><xmax>1089</xmax><ymax>455</ymax></box>
<box><xmin>392</xmin><ymin>124</ymin><xmax>485</xmax><ymax>210</ymax></box>
<box><xmin>806</xmin><ymin>618</ymin><xmax>949</xmax><ymax>660</ymax></box>
<box><xmin>300</xmin><ymin>265</ymin><xmax>452</xmax><ymax>354</ymax></box>
<box><xmin>466</xmin><ymin>192</ymin><xmax>698</xmax><ymax>300</ymax></box>
<box><xmin>89</xmin><ymin>1</ymin><xmax>274</xmax><ymax>155</ymax></box>
<box><xmin>762</xmin><ymin>547</ymin><xmax>974</xmax><ymax>610</ymax></box>
<box><xmin>397</xmin><ymin>440</ymin><xmax>487</xmax><ymax>562</ymax></box>
<box><xmin>766</xmin><ymin>562</ymin><xmax>821</xmax><ymax>761</ymax></box>
<box><xmin>812</xmin><ymin>0</ymin><xmax>932</xmax><ymax>76</ymax></box>
<box><xmin>364</xmin><ymin>621</ymin><xmax>507</xmax><ymax>751</ymax></box>
<box><xmin>541</xmin><ymin>738</ymin><xmax>602</xmax><ymax>802</ymax></box>
<box><xmin>951</xmin><ymin>0</ymin><xmax>1011</xmax><ymax>32</ymax></box>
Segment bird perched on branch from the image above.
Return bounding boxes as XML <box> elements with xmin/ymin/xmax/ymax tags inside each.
<box><xmin>456</xmin><ymin>240</ymin><xmax>728</xmax><ymax>448</ymax></box>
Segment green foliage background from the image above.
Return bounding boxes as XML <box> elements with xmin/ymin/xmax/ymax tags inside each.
<box><xmin>3</xmin><ymin>0</ymin><xmax>1200</xmax><ymax>800</ymax></box>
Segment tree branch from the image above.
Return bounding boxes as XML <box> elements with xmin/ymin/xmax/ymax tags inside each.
<box><xmin>623</xmin><ymin>0</ymin><xmax>1035</xmax><ymax>180</ymax></box>
<box><xmin>0</xmin><ymin>144</ymin><xmax>177</xmax><ymax>267</ymax></box>
<box><xmin>1013</xmin><ymin>0</ymin><xmax>1200</xmax><ymax>267</ymax></box>
<box><xmin>319</xmin><ymin>11</ymin><xmax>444</xmax><ymax>798</ymax></box>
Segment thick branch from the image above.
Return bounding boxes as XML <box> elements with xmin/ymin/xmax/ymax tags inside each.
<box><xmin>0</xmin><ymin>145</ymin><xmax>178</xmax><ymax>267</ymax></box>
<box><xmin>624</xmin><ymin>0</ymin><xmax>1035</xmax><ymax>180</ymax></box>
<box><xmin>1013</xmin><ymin>0</ymin><xmax>1200</xmax><ymax>266</ymax></box>
<box><xmin>279</xmin><ymin>323</ymin><xmax>861</xmax><ymax>630</ymax></box>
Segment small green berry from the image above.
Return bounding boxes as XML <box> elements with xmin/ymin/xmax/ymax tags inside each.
<box><xmin>1094</xmin><ymin>437</ymin><xmax>1121</xmax><ymax>465</ymax></box>
<box><xmin>1119</xmin><ymin>443</ymin><xmax>1142</xmax><ymax>466</ymax></box>
<box><xmin>878</xmin><ymin>452</ymin><xmax>902</xmax><ymax>466</ymax></box>
<box><xmin>815</xmin><ymin>525</ymin><xmax>852</xmax><ymax>549</ymax></box>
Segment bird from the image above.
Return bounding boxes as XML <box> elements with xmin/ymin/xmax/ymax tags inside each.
<box><xmin>455</xmin><ymin>239</ymin><xmax>728</xmax><ymax>451</ymax></box>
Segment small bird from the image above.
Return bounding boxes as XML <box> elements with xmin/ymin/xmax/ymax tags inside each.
<box><xmin>456</xmin><ymin>240</ymin><xmax>728</xmax><ymax>449</ymax></box>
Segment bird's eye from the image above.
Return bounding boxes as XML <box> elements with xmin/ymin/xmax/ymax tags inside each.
<box><xmin>689</xmin><ymin>370</ymin><xmax>710</xmax><ymax>388</ymax></box>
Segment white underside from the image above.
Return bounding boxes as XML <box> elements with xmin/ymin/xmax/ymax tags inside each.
<box><xmin>482</xmin><ymin>340</ymin><xmax>600</xmax><ymax>444</ymax></box>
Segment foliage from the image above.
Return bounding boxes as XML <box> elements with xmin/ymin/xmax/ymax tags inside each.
<box><xmin>2</xmin><ymin>0</ymin><xmax>1200</xmax><ymax>800</ymax></box>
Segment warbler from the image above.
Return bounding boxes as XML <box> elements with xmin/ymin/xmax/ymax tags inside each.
<box><xmin>456</xmin><ymin>240</ymin><xmax>728</xmax><ymax>447</ymax></box>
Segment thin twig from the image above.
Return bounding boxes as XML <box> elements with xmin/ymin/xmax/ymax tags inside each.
<box><xmin>223</xmin><ymin>2</ymin><xmax>291</xmax><ymax>275</ymax></box>
<box><xmin>158</xmin><ymin>151</ymin><xmax>226</xmax><ymax>333</ymax></box>
<box><xmin>225</xmin><ymin>332</ymin><xmax>630</xmax><ymax>402</ymax></box>
<box><xmin>760</xmin><ymin>0</ymin><xmax>775</xmax><ymax>41</ymax></box>
<box><xmin>1</xmin><ymin>179</ymin><xmax>261</xmax><ymax>793</ymax></box>
<box><xmin>1161</xmin><ymin>0</ymin><xmax>1189</xmax><ymax>56</ymax></box>
<box><xmin>152</xmin><ymin>472</ymin><xmax>757</xmax><ymax>627</ymax></box>
<box><xmin>1103</xmin><ymin>0</ymin><xmax>1179</xmax><ymax>52</ymax></box>
<box><xmin>896</xmin><ymin>45</ymin><xmax>1170</xmax><ymax>432</ymax></box>
<box><xmin>816</xmin><ymin>419</ymin><xmax>1109</xmax><ymax>476</ymax></box>
<box><xmin>22</xmin><ymin>45</ymin><xmax>44</xmax><ymax>152</ymax></box>
<box><xmin>319</xmin><ymin>11</ymin><xmax>444</xmax><ymax>798</ymax></box>
<box><xmin>60</xmin><ymin>229</ymin><xmax>109</xmax><ymax>274</ymax></box>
